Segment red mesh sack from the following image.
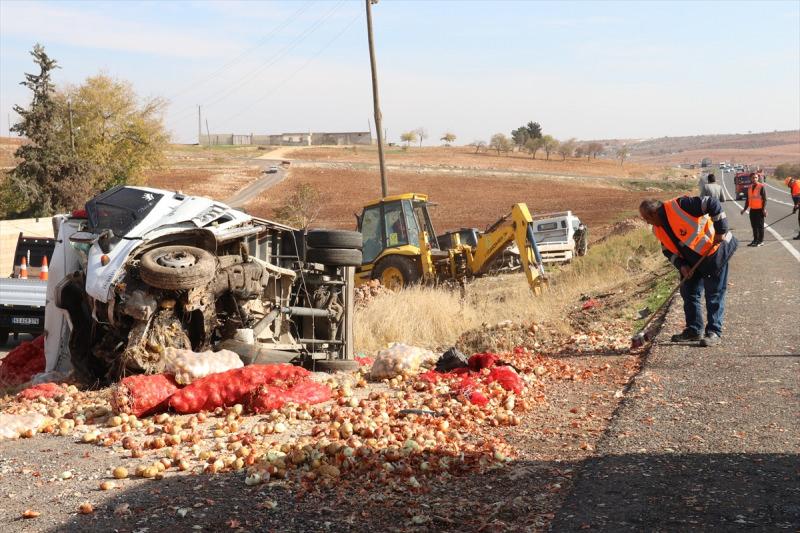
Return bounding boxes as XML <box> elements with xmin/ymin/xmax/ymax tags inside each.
<box><xmin>246</xmin><ymin>384</ymin><xmax>286</xmax><ymax>413</ymax></box>
<box><xmin>17</xmin><ymin>382</ymin><xmax>65</xmax><ymax>400</ymax></box>
<box><xmin>0</xmin><ymin>335</ymin><xmax>45</xmax><ymax>386</ymax></box>
<box><xmin>283</xmin><ymin>380</ymin><xmax>331</xmax><ymax>405</ymax></box>
<box><xmin>169</xmin><ymin>364</ymin><xmax>310</xmax><ymax>414</ymax></box>
<box><xmin>112</xmin><ymin>374</ymin><xmax>179</xmax><ymax>417</ymax></box>
<box><xmin>453</xmin><ymin>375</ymin><xmax>489</xmax><ymax>406</ymax></box>
<box><xmin>468</xmin><ymin>352</ymin><xmax>499</xmax><ymax>372</ymax></box>
<box><xmin>246</xmin><ymin>381</ymin><xmax>331</xmax><ymax>414</ymax></box>
<box><xmin>487</xmin><ymin>366</ymin><xmax>524</xmax><ymax>394</ymax></box>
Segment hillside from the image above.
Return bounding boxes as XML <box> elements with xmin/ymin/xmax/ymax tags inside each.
<box><xmin>592</xmin><ymin>130</ymin><xmax>799</xmax><ymax>167</ymax></box>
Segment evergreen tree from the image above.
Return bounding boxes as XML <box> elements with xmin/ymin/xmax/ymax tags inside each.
<box><xmin>7</xmin><ymin>44</ymin><xmax>90</xmax><ymax>216</ymax></box>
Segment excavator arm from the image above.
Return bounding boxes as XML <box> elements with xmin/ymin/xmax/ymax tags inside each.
<box><xmin>464</xmin><ymin>203</ymin><xmax>546</xmax><ymax>294</ymax></box>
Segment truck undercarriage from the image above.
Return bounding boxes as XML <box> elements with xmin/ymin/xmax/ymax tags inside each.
<box><xmin>47</xmin><ymin>186</ymin><xmax>361</xmax><ymax>384</ymax></box>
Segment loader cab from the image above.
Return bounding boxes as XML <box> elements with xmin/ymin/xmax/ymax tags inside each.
<box><xmin>356</xmin><ymin>193</ymin><xmax>439</xmax><ymax>288</ymax></box>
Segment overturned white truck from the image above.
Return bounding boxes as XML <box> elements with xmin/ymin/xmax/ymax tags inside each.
<box><xmin>45</xmin><ymin>185</ymin><xmax>362</xmax><ymax>384</ymax></box>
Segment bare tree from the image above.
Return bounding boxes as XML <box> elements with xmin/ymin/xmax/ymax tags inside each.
<box><xmin>414</xmin><ymin>127</ymin><xmax>428</xmax><ymax>147</ymax></box>
<box><xmin>525</xmin><ymin>137</ymin><xmax>544</xmax><ymax>159</ymax></box>
<box><xmin>400</xmin><ymin>131</ymin><xmax>417</xmax><ymax>147</ymax></box>
<box><xmin>541</xmin><ymin>135</ymin><xmax>558</xmax><ymax>160</ymax></box>
<box><xmin>470</xmin><ymin>140</ymin><xmax>487</xmax><ymax>154</ymax></box>
<box><xmin>588</xmin><ymin>141</ymin><xmax>604</xmax><ymax>159</ymax></box>
<box><xmin>616</xmin><ymin>144</ymin><xmax>630</xmax><ymax>166</ymax></box>
<box><xmin>557</xmin><ymin>138</ymin><xmax>577</xmax><ymax>160</ymax></box>
<box><xmin>273</xmin><ymin>183</ymin><xmax>321</xmax><ymax>229</ymax></box>
<box><xmin>440</xmin><ymin>132</ymin><xmax>456</xmax><ymax>146</ymax></box>
<box><xmin>490</xmin><ymin>133</ymin><xmax>512</xmax><ymax>155</ymax></box>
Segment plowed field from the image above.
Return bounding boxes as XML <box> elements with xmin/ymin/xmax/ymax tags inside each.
<box><xmin>246</xmin><ymin>167</ymin><xmax>690</xmax><ymax>234</ymax></box>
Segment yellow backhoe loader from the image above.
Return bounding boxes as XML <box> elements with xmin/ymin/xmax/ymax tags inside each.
<box><xmin>355</xmin><ymin>193</ymin><xmax>546</xmax><ymax>294</ymax></box>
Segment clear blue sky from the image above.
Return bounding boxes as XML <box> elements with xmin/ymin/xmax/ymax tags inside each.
<box><xmin>1</xmin><ymin>0</ymin><xmax>799</xmax><ymax>144</ymax></box>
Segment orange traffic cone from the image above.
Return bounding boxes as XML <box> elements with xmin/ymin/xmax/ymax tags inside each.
<box><xmin>19</xmin><ymin>257</ymin><xmax>28</xmax><ymax>279</ymax></box>
<box><xmin>39</xmin><ymin>256</ymin><xmax>48</xmax><ymax>281</ymax></box>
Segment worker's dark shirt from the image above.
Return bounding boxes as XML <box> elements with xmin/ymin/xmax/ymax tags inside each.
<box><xmin>742</xmin><ymin>183</ymin><xmax>767</xmax><ymax>210</ymax></box>
<box><xmin>658</xmin><ymin>196</ymin><xmax>737</xmax><ymax>275</ymax></box>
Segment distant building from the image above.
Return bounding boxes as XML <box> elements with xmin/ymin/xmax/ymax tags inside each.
<box><xmin>199</xmin><ymin>131</ymin><xmax>372</xmax><ymax>147</ymax></box>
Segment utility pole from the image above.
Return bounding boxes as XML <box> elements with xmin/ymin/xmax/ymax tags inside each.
<box><xmin>205</xmin><ymin>119</ymin><xmax>211</xmax><ymax>146</ymax></box>
<box><xmin>198</xmin><ymin>105</ymin><xmax>202</xmax><ymax>145</ymax></box>
<box><xmin>365</xmin><ymin>0</ymin><xmax>388</xmax><ymax>197</ymax></box>
<box><xmin>67</xmin><ymin>100</ymin><xmax>76</xmax><ymax>154</ymax></box>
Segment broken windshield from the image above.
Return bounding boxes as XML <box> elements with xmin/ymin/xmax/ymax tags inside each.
<box><xmin>86</xmin><ymin>186</ymin><xmax>163</xmax><ymax>237</ymax></box>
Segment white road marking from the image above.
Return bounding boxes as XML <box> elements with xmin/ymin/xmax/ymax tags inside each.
<box><xmin>721</xmin><ymin>176</ymin><xmax>800</xmax><ymax>263</ymax></box>
<box><xmin>764</xmin><ymin>181</ymin><xmax>792</xmax><ymax>197</ymax></box>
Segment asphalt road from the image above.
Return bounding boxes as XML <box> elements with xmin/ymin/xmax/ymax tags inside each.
<box><xmin>552</xmin><ymin>178</ymin><xmax>800</xmax><ymax>530</ymax></box>
<box><xmin>719</xmin><ymin>169</ymin><xmax>800</xmax><ymax>255</ymax></box>
<box><xmin>225</xmin><ymin>158</ymin><xmax>287</xmax><ymax>208</ymax></box>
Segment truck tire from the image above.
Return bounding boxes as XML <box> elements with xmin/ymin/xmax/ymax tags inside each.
<box><xmin>311</xmin><ymin>359</ymin><xmax>360</xmax><ymax>373</ymax></box>
<box><xmin>306</xmin><ymin>230</ymin><xmax>362</xmax><ymax>250</ymax></box>
<box><xmin>0</xmin><ymin>328</ymin><xmax>9</xmax><ymax>345</ymax></box>
<box><xmin>372</xmin><ymin>255</ymin><xmax>420</xmax><ymax>290</ymax></box>
<box><xmin>306</xmin><ymin>247</ymin><xmax>362</xmax><ymax>267</ymax></box>
<box><xmin>140</xmin><ymin>245</ymin><xmax>216</xmax><ymax>290</ymax></box>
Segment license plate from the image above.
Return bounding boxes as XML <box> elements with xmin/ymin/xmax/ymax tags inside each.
<box><xmin>11</xmin><ymin>317</ymin><xmax>40</xmax><ymax>325</ymax></box>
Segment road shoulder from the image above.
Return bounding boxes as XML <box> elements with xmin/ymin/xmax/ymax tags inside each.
<box><xmin>551</xmin><ymin>218</ymin><xmax>800</xmax><ymax>530</ymax></box>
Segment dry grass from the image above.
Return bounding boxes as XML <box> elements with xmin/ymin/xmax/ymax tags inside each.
<box><xmin>354</xmin><ymin>227</ymin><xmax>663</xmax><ymax>353</ymax></box>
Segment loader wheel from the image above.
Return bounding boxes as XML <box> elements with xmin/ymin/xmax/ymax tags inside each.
<box><xmin>373</xmin><ymin>256</ymin><xmax>419</xmax><ymax>290</ymax></box>
<box><xmin>306</xmin><ymin>247</ymin><xmax>363</xmax><ymax>267</ymax></box>
<box><xmin>140</xmin><ymin>245</ymin><xmax>216</xmax><ymax>290</ymax></box>
<box><xmin>306</xmin><ymin>230</ymin><xmax>363</xmax><ymax>250</ymax></box>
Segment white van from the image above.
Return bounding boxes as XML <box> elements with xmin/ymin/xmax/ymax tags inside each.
<box><xmin>531</xmin><ymin>211</ymin><xmax>588</xmax><ymax>263</ymax></box>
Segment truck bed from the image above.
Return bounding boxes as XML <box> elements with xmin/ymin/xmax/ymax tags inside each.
<box><xmin>0</xmin><ymin>278</ymin><xmax>47</xmax><ymax>307</ymax></box>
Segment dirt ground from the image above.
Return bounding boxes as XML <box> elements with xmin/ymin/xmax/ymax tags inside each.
<box><xmin>0</xmin><ymin>295</ymin><xmax>645</xmax><ymax>532</ymax></box>
<box><xmin>285</xmin><ymin>145</ymin><xmax>662</xmax><ymax>179</ymax></box>
<box><xmin>246</xmin><ymin>166</ymin><xmax>690</xmax><ymax>235</ymax></box>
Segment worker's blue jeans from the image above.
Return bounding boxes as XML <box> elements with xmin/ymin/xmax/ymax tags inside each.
<box><xmin>680</xmin><ymin>262</ymin><xmax>729</xmax><ymax>336</ymax></box>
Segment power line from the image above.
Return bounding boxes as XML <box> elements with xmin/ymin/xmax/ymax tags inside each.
<box><xmin>168</xmin><ymin>1</ymin><xmax>315</xmax><ymax>100</ymax></box>
<box><xmin>171</xmin><ymin>0</ymin><xmax>346</xmax><ymax>123</ymax></box>
<box><xmin>219</xmin><ymin>12</ymin><xmax>361</xmax><ymax>127</ymax></box>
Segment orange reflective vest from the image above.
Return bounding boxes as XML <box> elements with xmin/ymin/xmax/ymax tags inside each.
<box><xmin>653</xmin><ymin>198</ymin><xmax>720</xmax><ymax>258</ymax></box>
<box><xmin>748</xmin><ymin>183</ymin><xmax>764</xmax><ymax>209</ymax></box>
<box><xmin>790</xmin><ymin>179</ymin><xmax>800</xmax><ymax>196</ymax></box>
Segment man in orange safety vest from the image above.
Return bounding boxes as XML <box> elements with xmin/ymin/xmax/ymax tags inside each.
<box><xmin>786</xmin><ymin>176</ymin><xmax>800</xmax><ymax>240</ymax></box>
<box><xmin>639</xmin><ymin>196</ymin><xmax>738</xmax><ymax>347</ymax></box>
<box><xmin>740</xmin><ymin>173</ymin><xmax>767</xmax><ymax>246</ymax></box>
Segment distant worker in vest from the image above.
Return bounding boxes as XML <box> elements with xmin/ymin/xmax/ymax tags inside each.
<box><xmin>740</xmin><ymin>173</ymin><xmax>767</xmax><ymax>246</ymax></box>
<box><xmin>704</xmin><ymin>173</ymin><xmax>725</xmax><ymax>203</ymax></box>
<box><xmin>786</xmin><ymin>176</ymin><xmax>800</xmax><ymax>240</ymax></box>
<box><xmin>639</xmin><ymin>196</ymin><xmax>738</xmax><ymax>347</ymax></box>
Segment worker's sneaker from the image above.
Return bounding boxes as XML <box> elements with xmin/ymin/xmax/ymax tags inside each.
<box><xmin>670</xmin><ymin>329</ymin><xmax>702</xmax><ymax>342</ymax></box>
<box><xmin>700</xmin><ymin>333</ymin><xmax>721</xmax><ymax>347</ymax></box>
<box><xmin>794</xmin><ymin>233</ymin><xmax>800</xmax><ymax>240</ymax></box>
<box><xmin>747</xmin><ymin>241</ymin><xmax>757</xmax><ymax>247</ymax></box>
<box><xmin>756</xmin><ymin>242</ymin><xmax>765</xmax><ymax>247</ymax></box>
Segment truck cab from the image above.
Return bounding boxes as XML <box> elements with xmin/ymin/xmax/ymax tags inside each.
<box><xmin>734</xmin><ymin>172</ymin><xmax>753</xmax><ymax>200</ymax></box>
<box><xmin>356</xmin><ymin>193</ymin><xmax>439</xmax><ymax>288</ymax></box>
<box><xmin>530</xmin><ymin>211</ymin><xmax>588</xmax><ymax>263</ymax></box>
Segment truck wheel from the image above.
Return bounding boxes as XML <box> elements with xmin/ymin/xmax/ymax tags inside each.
<box><xmin>306</xmin><ymin>248</ymin><xmax>362</xmax><ymax>267</ymax></box>
<box><xmin>140</xmin><ymin>245</ymin><xmax>216</xmax><ymax>290</ymax></box>
<box><xmin>311</xmin><ymin>359</ymin><xmax>360</xmax><ymax>373</ymax></box>
<box><xmin>372</xmin><ymin>255</ymin><xmax>420</xmax><ymax>290</ymax></box>
<box><xmin>0</xmin><ymin>328</ymin><xmax>9</xmax><ymax>345</ymax></box>
<box><xmin>575</xmin><ymin>231</ymin><xmax>589</xmax><ymax>257</ymax></box>
<box><xmin>306</xmin><ymin>230</ymin><xmax>362</xmax><ymax>250</ymax></box>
